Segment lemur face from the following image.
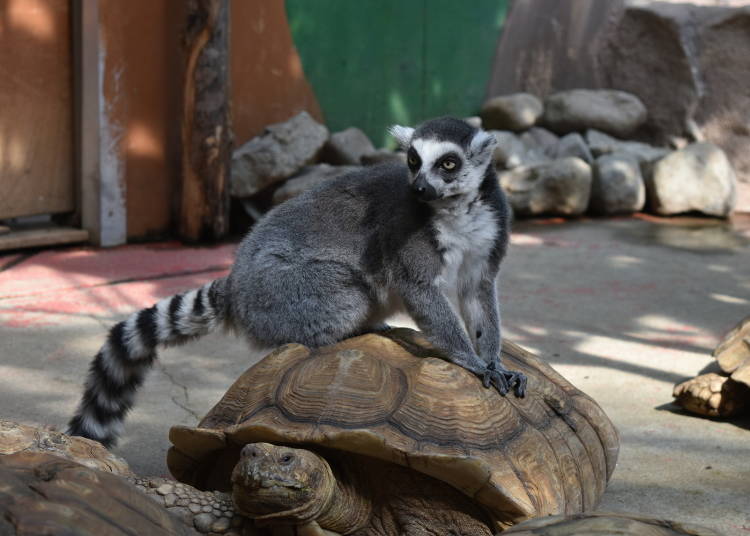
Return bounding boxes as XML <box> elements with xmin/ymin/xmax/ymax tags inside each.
<box><xmin>390</xmin><ymin>117</ymin><xmax>497</xmax><ymax>203</ymax></box>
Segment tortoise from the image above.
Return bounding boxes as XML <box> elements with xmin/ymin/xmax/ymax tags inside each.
<box><xmin>503</xmin><ymin>512</ymin><xmax>722</xmax><ymax>536</ymax></box>
<box><xmin>0</xmin><ymin>419</ymin><xmax>132</xmax><ymax>476</ymax></box>
<box><xmin>0</xmin><ymin>451</ymin><xmax>198</xmax><ymax>536</ymax></box>
<box><xmin>673</xmin><ymin>314</ymin><xmax>750</xmax><ymax>417</ymax></box>
<box><xmin>167</xmin><ymin>328</ymin><xmax>619</xmax><ymax>535</ymax></box>
<box><xmin>0</xmin><ymin>420</ymin><xmax>257</xmax><ymax>535</ymax></box>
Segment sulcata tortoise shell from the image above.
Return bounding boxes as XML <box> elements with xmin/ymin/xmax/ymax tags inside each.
<box><xmin>673</xmin><ymin>314</ymin><xmax>750</xmax><ymax>417</ymax></box>
<box><xmin>0</xmin><ymin>451</ymin><xmax>197</xmax><ymax>536</ymax></box>
<box><xmin>168</xmin><ymin>328</ymin><xmax>619</xmax><ymax>534</ymax></box>
<box><xmin>503</xmin><ymin>512</ymin><xmax>722</xmax><ymax>536</ymax></box>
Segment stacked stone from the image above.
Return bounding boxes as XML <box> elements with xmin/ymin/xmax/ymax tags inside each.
<box><xmin>482</xmin><ymin>89</ymin><xmax>737</xmax><ymax>218</ymax></box>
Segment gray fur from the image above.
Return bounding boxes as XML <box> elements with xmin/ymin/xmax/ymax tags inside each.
<box><xmin>68</xmin><ymin>116</ymin><xmax>525</xmax><ymax>447</ymax></box>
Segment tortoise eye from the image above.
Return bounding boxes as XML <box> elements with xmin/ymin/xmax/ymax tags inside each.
<box><xmin>280</xmin><ymin>454</ymin><xmax>293</xmax><ymax>464</ymax></box>
<box><xmin>441</xmin><ymin>159</ymin><xmax>456</xmax><ymax>171</ymax></box>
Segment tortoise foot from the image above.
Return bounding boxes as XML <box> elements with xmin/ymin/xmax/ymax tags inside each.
<box><xmin>673</xmin><ymin>373</ymin><xmax>748</xmax><ymax>418</ymax></box>
<box><xmin>482</xmin><ymin>361</ymin><xmax>527</xmax><ymax>398</ymax></box>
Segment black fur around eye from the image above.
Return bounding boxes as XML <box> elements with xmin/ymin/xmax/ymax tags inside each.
<box><xmin>436</xmin><ymin>153</ymin><xmax>461</xmax><ymax>174</ymax></box>
<box><xmin>407</xmin><ymin>148</ymin><xmax>421</xmax><ymax>171</ymax></box>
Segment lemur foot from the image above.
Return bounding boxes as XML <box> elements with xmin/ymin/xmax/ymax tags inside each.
<box><xmin>482</xmin><ymin>361</ymin><xmax>527</xmax><ymax>398</ymax></box>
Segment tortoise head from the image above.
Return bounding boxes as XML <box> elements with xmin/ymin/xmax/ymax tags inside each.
<box><xmin>230</xmin><ymin>442</ymin><xmax>335</xmax><ymax>524</ymax></box>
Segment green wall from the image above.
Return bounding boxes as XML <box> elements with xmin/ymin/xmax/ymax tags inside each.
<box><xmin>286</xmin><ymin>0</ymin><xmax>508</xmax><ymax>147</ymax></box>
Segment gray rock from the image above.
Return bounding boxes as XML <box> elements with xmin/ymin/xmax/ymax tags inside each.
<box><xmin>231</xmin><ymin>111</ymin><xmax>329</xmax><ymax>197</ymax></box>
<box><xmin>361</xmin><ymin>149</ymin><xmax>407</xmax><ymax>166</ymax></box>
<box><xmin>555</xmin><ymin>133</ymin><xmax>593</xmax><ymax>164</ymax></box>
<box><xmin>645</xmin><ymin>142</ymin><xmax>736</xmax><ymax>217</ymax></box>
<box><xmin>321</xmin><ymin>127</ymin><xmax>376</xmax><ymax>165</ymax></box>
<box><xmin>193</xmin><ymin>512</ymin><xmax>215</xmax><ymax>533</ymax></box>
<box><xmin>271</xmin><ymin>164</ymin><xmax>360</xmax><ymax>205</ymax></box>
<box><xmin>499</xmin><ymin>157</ymin><xmax>592</xmax><ymax>217</ymax></box>
<box><xmin>543</xmin><ymin>89</ymin><xmax>647</xmax><ymax>137</ymax></box>
<box><xmin>585</xmin><ymin>129</ymin><xmax>669</xmax><ymax>163</ymax></box>
<box><xmin>490</xmin><ymin>131</ymin><xmax>526</xmax><ymax>169</ymax></box>
<box><xmin>520</xmin><ymin>127</ymin><xmax>559</xmax><ymax>157</ymax></box>
<box><xmin>481</xmin><ymin>93</ymin><xmax>543</xmax><ymax>131</ymax></box>
<box><xmin>591</xmin><ymin>153</ymin><xmax>645</xmax><ymax>215</ymax></box>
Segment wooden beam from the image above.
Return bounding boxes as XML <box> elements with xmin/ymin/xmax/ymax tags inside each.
<box><xmin>0</xmin><ymin>227</ymin><xmax>89</xmax><ymax>252</ymax></box>
<box><xmin>180</xmin><ymin>0</ymin><xmax>231</xmax><ymax>242</ymax></box>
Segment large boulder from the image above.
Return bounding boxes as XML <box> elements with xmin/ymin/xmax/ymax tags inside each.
<box><xmin>645</xmin><ymin>142</ymin><xmax>736</xmax><ymax>217</ymax></box>
<box><xmin>271</xmin><ymin>164</ymin><xmax>360</xmax><ymax>205</ymax></box>
<box><xmin>542</xmin><ymin>89</ymin><xmax>647</xmax><ymax>137</ymax></box>
<box><xmin>499</xmin><ymin>157</ymin><xmax>592</xmax><ymax>217</ymax></box>
<box><xmin>590</xmin><ymin>153</ymin><xmax>645</xmax><ymax>215</ymax></box>
<box><xmin>598</xmin><ymin>3</ymin><xmax>750</xmax><ymax>206</ymax></box>
<box><xmin>481</xmin><ymin>93</ymin><xmax>543</xmax><ymax>131</ymax></box>
<box><xmin>320</xmin><ymin>127</ymin><xmax>376</xmax><ymax>165</ymax></box>
<box><xmin>231</xmin><ymin>111</ymin><xmax>329</xmax><ymax>197</ymax></box>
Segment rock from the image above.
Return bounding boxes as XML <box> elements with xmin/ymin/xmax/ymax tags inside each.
<box><xmin>697</xmin><ymin>9</ymin><xmax>750</xmax><ymax>192</ymax></box>
<box><xmin>645</xmin><ymin>142</ymin><xmax>736</xmax><ymax>217</ymax></box>
<box><xmin>481</xmin><ymin>93</ymin><xmax>543</xmax><ymax>131</ymax></box>
<box><xmin>271</xmin><ymin>164</ymin><xmax>360</xmax><ymax>205</ymax></box>
<box><xmin>211</xmin><ymin>517</ymin><xmax>232</xmax><ymax>533</ymax></box>
<box><xmin>542</xmin><ymin>89</ymin><xmax>647</xmax><ymax>137</ymax></box>
<box><xmin>231</xmin><ymin>111</ymin><xmax>329</xmax><ymax>197</ymax></box>
<box><xmin>490</xmin><ymin>131</ymin><xmax>526</xmax><ymax>169</ymax></box>
<box><xmin>156</xmin><ymin>483</ymin><xmax>173</xmax><ymax>496</ymax></box>
<box><xmin>585</xmin><ymin>129</ymin><xmax>669</xmax><ymax>164</ymax></box>
<box><xmin>598</xmin><ymin>4</ymin><xmax>750</xmax><ymax>189</ymax></box>
<box><xmin>320</xmin><ymin>127</ymin><xmax>376</xmax><ymax>165</ymax></box>
<box><xmin>555</xmin><ymin>133</ymin><xmax>593</xmax><ymax>164</ymax></box>
<box><xmin>499</xmin><ymin>157</ymin><xmax>592</xmax><ymax>217</ymax></box>
<box><xmin>193</xmin><ymin>512</ymin><xmax>215</xmax><ymax>533</ymax></box>
<box><xmin>590</xmin><ymin>153</ymin><xmax>645</xmax><ymax>215</ymax></box>
<box><xmin>361</xmin><ymin>149</ymin><xmax>407</xmax><ymax>166</ymax></box>
<box><xmin>520</xmin><ymin>127</ymin><xmax>559</xmax><ymax>159</ymax></box>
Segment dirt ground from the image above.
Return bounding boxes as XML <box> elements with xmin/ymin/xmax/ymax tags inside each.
<box><xmin>1</xmin><ymin>215</ymin><xmax>749</xmax><ymax>534</ymax></box>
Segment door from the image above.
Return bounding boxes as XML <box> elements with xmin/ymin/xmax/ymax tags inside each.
<box><xmin>0</xmin><ymin>0</ymin><xmax>74</xmax><ymax>219</ymax></box>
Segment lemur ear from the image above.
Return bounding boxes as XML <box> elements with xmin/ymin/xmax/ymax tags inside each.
<box><xmin>389</xmin><ymin>125</ymin><xmax>415</xmax><ymax>150</ymax></box>
<box><xmin>468</xmin><ymin>130</ymin><xmax>498</xmax><ymax>163</ymax></box>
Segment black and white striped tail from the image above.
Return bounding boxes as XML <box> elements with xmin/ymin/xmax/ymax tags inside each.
<box><xmin>67</xmin><ymin>277</ymin><xmax>228</xmax><ymax>447</ymax></box>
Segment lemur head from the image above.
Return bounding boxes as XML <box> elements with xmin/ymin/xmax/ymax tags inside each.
<box><xmin>390</xmin><ymin>117</ymin><xmax>497</xmax><ymax>203</ymax></box>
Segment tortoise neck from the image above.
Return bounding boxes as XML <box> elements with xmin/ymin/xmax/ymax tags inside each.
<box><xmin>316</xmin><ymin>455</ymin><xmax>373</xmax><ymax>533</ymax></box>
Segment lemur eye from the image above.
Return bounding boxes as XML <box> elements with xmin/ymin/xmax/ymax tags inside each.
<box><xmin>441</xmin><ymin>159</ymin><xmax>456</xmax><ymax>171</ymax></box>
<box><xmin>408</xmin><ymin>155</ymin><xmax>418</xmax><ymax>166</ymax></box>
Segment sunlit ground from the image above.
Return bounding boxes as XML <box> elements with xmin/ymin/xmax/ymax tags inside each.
<box><xmin>1</xmin><ymin>217</ymin><xmax>748</xmax><ymax>534</ymax></box>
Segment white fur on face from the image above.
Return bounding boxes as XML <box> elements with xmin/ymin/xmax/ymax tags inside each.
<box><xmin>410</xmin><ymin>138</ymin><xmax>487</xmax><ymax>199</ymax></box>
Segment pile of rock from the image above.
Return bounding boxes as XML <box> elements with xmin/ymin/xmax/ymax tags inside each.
<box><xmin>230</xmin><ymin>111</ymin><xmax>404</xmax><ymax>209</ymax></box>
<box><xmin>230</xmin><ymin>92</ymin><xmax>738</xmax><ymax>220</ymax></box>
<box><xmin>483</xmin><ymin>89</ymin><xmax>737</xmax><ymax>218</ymax></box>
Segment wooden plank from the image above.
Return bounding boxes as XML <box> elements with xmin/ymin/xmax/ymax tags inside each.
<box><xmin>0</xmin><ymin>228</ymin><xmax>89</xmax><ymax>252</ymax></box>
<box><xmin>179</xmin><ymin>0</ymin><xmax>231</xmax><ymax>242</ymax></box>
<box><xmin>0</xmin><ymin>0</ymin><xmax>74</xmax><ymax>219</ymax></box>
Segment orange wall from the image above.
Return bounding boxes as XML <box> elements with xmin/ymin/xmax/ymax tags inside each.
<box><xmin>99</xmin><ymin>0</ymin><xmax>321</xmax><ymax>240</ymax></box>
<box><xmin>230</xmin><ymin>0</ymin><xmax>323</xmax><ymax>146</ymax></box>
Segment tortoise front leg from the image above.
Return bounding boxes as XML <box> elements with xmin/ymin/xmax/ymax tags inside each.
<box><xmin>129</xmin><ymin>476</ymin><xmax>252</xmax><ymax>534</ymax></box>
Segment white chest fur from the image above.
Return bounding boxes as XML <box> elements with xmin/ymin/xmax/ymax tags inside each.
<box><xmin>433</xmin><ymin>199</ymin><xmax>498</xmax><ymax>294</ymax></box>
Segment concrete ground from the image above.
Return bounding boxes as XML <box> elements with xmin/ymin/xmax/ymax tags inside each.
<box><xmin>1</xmin><ymin>216</ymin><xmax>749</xmax><ymax>535</ymax></box>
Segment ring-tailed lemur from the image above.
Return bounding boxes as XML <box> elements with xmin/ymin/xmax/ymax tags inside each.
<box><xmin>68</xmin><ymin>116</ymin><xmax>526</xmax><ymax>447</ymax></box>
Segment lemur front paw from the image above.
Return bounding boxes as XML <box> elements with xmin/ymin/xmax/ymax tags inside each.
<box><xmin>482</xmin><ymin>361</ymin><xmax>527</xmax><ymax>398</ymax></box>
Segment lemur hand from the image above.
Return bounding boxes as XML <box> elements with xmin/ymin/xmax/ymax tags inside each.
<box><xmin>482</xmin><ymin>359</ymin><xmax>527</xmax><ymax>398</ymax></box>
